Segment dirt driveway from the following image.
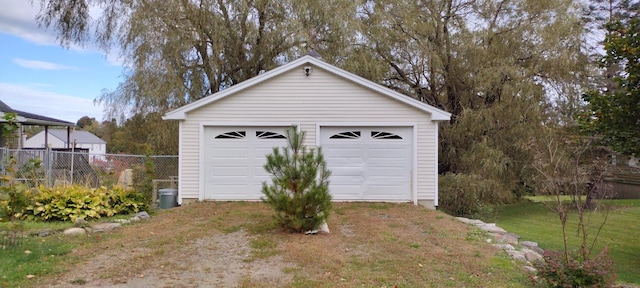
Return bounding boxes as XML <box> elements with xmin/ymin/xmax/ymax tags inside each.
<box><xmin>48</xmin><ymin>230</ymin><xmax>291</xmax><ymax>288</ymax></box>
<box><xmin>32</xmin><ymin>202</ymin><xmax>529</xmax><ymax>287</ymax></box>
<box><xmin>38</xmin><ymin>203</ymin><xmax>295</xmax><ymax>287</ymax></box>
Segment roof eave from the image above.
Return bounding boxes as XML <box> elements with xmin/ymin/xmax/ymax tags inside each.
<box><xmin>162</xmin><ymin>112</ymin><xmax>186</xmax><ymax>120</ymax></box>
<box><xmin>0</xmin><ymin>112</ymin><xmax>74</xmax><ymax>126</ymax></box>
<box><xmin>25</xmin><ymin>119</ymin><xmax>75</xmax><ymax>126</ymax></box>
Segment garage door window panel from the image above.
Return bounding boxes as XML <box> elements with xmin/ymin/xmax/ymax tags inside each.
<box><xmin>215</xmin><ymin>131</ymin><xmax>246</xmax><ymax>139</ymax></box>
<box><xmin>256</xmin><ymin>131</ymin><xmax>286</xmax><ymax>139</ymax></box>
<box><xmin>371</xmin><ymin>131</ymin><xmax>403</xmax><ymax>139</ymax></box>
<box><xmin>329</xmin><ymin>131</ymin><xmax>361</xmax><ymax>139</ymax></box>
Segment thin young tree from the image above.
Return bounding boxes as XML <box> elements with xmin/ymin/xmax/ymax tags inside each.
<box><xmin>262</xmin><ymin>126</ymin><xmax>332</xmax><ymax>233</ymax></box>
<box><xmin>529</xmin><ymin>128</ymin><xmax>616</xmax><ymax>287</ymax></box>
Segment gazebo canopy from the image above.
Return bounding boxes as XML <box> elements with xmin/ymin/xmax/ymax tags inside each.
<box><xmin>0</xmin><ymin>100</ymin><xmax>74</xmax><ymax>149</ymax></box>
<box><xmin>0</xmin><ymin>100</ymin><xmax>74</xmax><ymax>126</ymax></box>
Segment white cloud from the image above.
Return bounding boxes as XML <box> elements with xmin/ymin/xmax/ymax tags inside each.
<box><xmin>29</xmin><ymin>83</ymin><xmax>54</xmax><ymax>88</ymax></box>
<box><xmin>13</xmin><ymin>58</ymin><xmax>80</xmax><ymax>70</ymax></box>
<box><xmin>0</xmin><ymin>0</ymin><xmax>124</xmax><ymax>67</ymax></box>
<box><xmin>0</xmin><ymin>83</ymin><xmax>104</xmax><ymax>123</ymax></box>
<box><xmin>0</xmin><ymin>0</ymin><xmax>56</xmax><ymax>45</ymax></box>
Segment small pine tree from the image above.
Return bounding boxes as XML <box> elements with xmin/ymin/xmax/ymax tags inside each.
<box><xmin>262</xmin><ymin>126</ymin><xmax>332</xmax><ymax>232</ymax></box>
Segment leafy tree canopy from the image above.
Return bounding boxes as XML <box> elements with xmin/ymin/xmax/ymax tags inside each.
<box><xmin>582</xmin><ymin>8</ymin><xmax>640</xmax><ymax>156</ymax></box>
<box><xmin>76</xmin><ymin>116</ymin><xmax>97</xmax><ymax>129</ymax></box>
<box><xmin>35</xmin><ymin>0</ymin><xmax>597</xmax><ymax>207</ymax></box>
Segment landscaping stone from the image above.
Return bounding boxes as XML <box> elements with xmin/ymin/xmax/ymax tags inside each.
<box><xmin>494</xmin><ymin>232</ymin><xmax>519</xmax><ymax>245</ymax></box>
<box><xmin>318</xmin><ymin>222</ymin><xmax>330</xmax><ymax>233</ymax></box>
<box><xmin>92</xmin><ymin>223</ymin><xmax>122</xmax><ymax>233</ymax></box>
<box><xmin>455</xmin><ymin>217</ymin><xmax>485</xmax><ymax>225</ymax></box>
<box><xmin>114</xmin><ymin>219</ymin><xmax>131</xmax><ymax>224</ymax></box>
<box><xmin>506</xmin><ymin>250</ymin><xmax>527</xmax><ymax>262</ymax></box>
<box><xmin>522</xmin><ymin>248</ymin><xmax>543</xmax><ymax>262</ymax></box>
<box><xmin>74</xmin><ymin>218</ymin><xmax>90</xmax><ymax>228</ymax></box>
<box><xmin>135</xmin><ymin>211</ymin><xmax>150</xmax><ymax>219</ymax></box>
<box><xmin>455</xmin><ymin>217</ymin><xmax>546</xmax><ymax>273</ymax></box>
<box><xmin>476</xmin><ymin>223</ymin><xmax>507</xmax><ymax>234</ymax></box>
<box><xmin>521</xmin><ymin>241</ymin><xmax>544</xmax><ymax>255</ymax></box>
<box><xmin>64</xmin><ymin>228</ymin><xmax>86</xmax><ymax>236</ymax></box>
<box><xmin>492</xmin><ymin>243</ymin><xmax>515</xmax><ymax>251</ymax></box>
<box><xmin>130</xmin><ymin>216</ymin><xmax>141</xmax><ymax>222</ymax></box>
<box><xmin>37</xmin><ymin>229</ymin><xmax>50</xmax><ymax>237</ymax></box>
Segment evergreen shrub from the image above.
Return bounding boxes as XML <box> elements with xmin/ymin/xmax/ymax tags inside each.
<box><xmin>262</xmin><ymin>126</ymin><xmax>332</xmax><ymax>232</ymax></box>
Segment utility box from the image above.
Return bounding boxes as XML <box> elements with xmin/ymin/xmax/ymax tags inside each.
<box><xmin>159</xmin><ymin>188</ymin><xmax>178</xmax><ymax>209</ymax></box>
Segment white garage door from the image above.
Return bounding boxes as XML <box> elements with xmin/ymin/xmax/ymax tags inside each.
<box><xmin>203</xmin><ymin>126</ymin><xmax>288</xmax><ymax>200</ymax></box>
<box><xmin>320</xmin><ymin>126</ymin><xmax>413</xmax><ymax>201</ymax></box>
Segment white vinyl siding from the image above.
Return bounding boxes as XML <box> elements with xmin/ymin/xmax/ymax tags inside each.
<box><xmin>176</xmin><ymin>65</ymin><xmax>439</xmax><ymax>204</ymax></box>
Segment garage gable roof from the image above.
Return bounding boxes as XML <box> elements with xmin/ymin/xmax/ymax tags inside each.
<box><xmin>163</xmin><ymin>55</ymin><xmax>452</xmax><ymax>121</ymax></box>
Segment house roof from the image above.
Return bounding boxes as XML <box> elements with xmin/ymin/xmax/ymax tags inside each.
<box><xmin>43</xmin><ymin>129</ymin><xmax>106</xmax><ymax>144</ymax></box>
<box><xmin>0</xmin><ymin>100</ymin><xmax>74</xmax><ymax>126</ymax></box>
<box><xmin>163</xmin><ymin>55</ymin><xmax>452</xmax><ymax>121</ymax></box>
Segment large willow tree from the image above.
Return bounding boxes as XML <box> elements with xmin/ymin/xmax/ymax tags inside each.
<box><xmin>339</xmin><ymin>0</ymin><xmax>591</xmax><ymax>214</ymax></box>
<box><xmin>37</xmin><ymin>0</ymin><xmax>594</xmax><ymax>213</ymax></box>
<box><xmin>37</xmin><ymin>0</ymin><xmax>359</xmax><ymax>116</ymax></box>
<box><xmin>36</xmin><ymin>0</ymin><xmax>358</xmax><ymax>154</ymax></box>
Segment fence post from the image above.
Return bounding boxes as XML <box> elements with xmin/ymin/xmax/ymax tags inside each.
<box><xmin>46</xmin><ymin>147</ymin><xmax>52</xmax><ymax>187</ymax></box>
<box><xmin>70</xmin><ymin>145</ymin><xmax>75</xmax><ymax>185</ymax></box>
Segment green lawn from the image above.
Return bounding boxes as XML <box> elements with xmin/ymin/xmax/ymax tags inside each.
<box><xmin>0</xmin><ymin>235</ymin><xmax>75</xmax><ymax>287</ymax></box>
<box><xmin>480</xmin><ymin>199</ymin><xmax>640</xmax><ymax>284</ymax></box>
<box><xmin>0</xmin><ymin>221</ymin><xmax>76</xmax><ymax>287</ymax></box>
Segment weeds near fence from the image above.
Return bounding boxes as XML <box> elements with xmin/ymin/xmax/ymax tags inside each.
<box><xmin>0</xmin><ymin>157</ymin><xmax>34</xmax><ymax>221</ymax></box>
<box><xmin>132</xmin><ymin>155</ymin><xmax>155</xmax><ymax>207</ymax></box>
<box><xmin>0</xmin><ymin>152</ymin><xmax>32</xmax><ymax>249</ymax></box>
<box><xmin>0</xmin><ymin>149</ymin><xmax>177</xmax><ymax>191</ymax></box>
<box><xmin>0</xmin><ymin>221</ymin><xmax>24</xmax><ymax>248</ymax></box>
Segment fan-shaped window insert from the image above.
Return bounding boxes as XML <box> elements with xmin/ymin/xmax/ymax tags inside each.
<box><xmin>329</xmin><ymin>131</ymin><xmax>361</xmax><ymax>139</ymax></box>
<box><xmin>256</xmin><ymin>131</ymin><xmax>286</xmax><ymax>139</ymax></box>
<box><xmin>371</xmin><ymin>131</ymin><xmax>403</xmax><ymax>139</ymax></box>
<box><xmin>215</xmin><ymin>131</ymin><xmax>246</xmax><ymax>139</ymax></box>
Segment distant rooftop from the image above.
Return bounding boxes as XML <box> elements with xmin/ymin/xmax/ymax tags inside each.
<box><xmin>45</xmin><ymin>129</ymin><xmax>106</xmax><ymax>144</ymax></box>
<box><xmin>0</xmin><ymin>100</ymin><xmax>74</xmax><ymax>126</ymax></box>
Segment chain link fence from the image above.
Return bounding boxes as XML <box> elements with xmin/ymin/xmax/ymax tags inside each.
<box><xmin>0</xmin><ymin>148</ymin><xmax>178</xmax><ymax>190</ymax></box>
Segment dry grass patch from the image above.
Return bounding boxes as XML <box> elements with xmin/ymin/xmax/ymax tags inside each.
<box><xmin>29</xmin><ymin>202</ymin><xmax>530</xmax><ymax>287</ymax></box>
<box><xmin>273</xmin><ymin>202</ymin><xmax>528</xmax><ymax>287</ymax></box>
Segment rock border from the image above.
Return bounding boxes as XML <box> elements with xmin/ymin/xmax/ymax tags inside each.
<box><xmin>62</xmin><ymin>211</ymin><xmax>151</xmax><ymax>237</ymax></box>
<box><xmin>456</xmin><ymin>217</ymin><xmax>543</xmax><ymax>273</ymax></box>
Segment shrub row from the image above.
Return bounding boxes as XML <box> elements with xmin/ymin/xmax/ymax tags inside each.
<box><xmin>1</xmin><ymin>185</ymin><xmax>149</xmax><ymax>222</ymax></box>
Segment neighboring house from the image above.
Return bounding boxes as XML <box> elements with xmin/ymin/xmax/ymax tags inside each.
<box><xmin>163</xmin><ymin>55</ymin><xmax>451</xmax><ymax>209</ymax></box>
<box><xmin>0</xmin><ymin>100</ymin><xmax>74</xmax><ymax>148</ymax></box>
<box><xmin>25</xmin><ymin>129</ymin><xmax>106</xmax><ymax>161</ymax></box>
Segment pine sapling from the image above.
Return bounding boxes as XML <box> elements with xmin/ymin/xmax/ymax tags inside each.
<box><xmin>262</xmin><ymin>126</ymin><xmax>332</xmax><ymax>232</ymax></box>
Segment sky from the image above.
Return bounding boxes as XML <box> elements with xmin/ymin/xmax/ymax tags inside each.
<box><xmin>0</xmin><ymin>0</ymin><xmax>122</xmax><ymax>123</ymax></box>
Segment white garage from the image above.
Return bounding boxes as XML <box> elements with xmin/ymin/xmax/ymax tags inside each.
<box><xmin>164</xmin><ymin>54</ymin><xmax>451</xmax><ymax>209</ymax></box>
